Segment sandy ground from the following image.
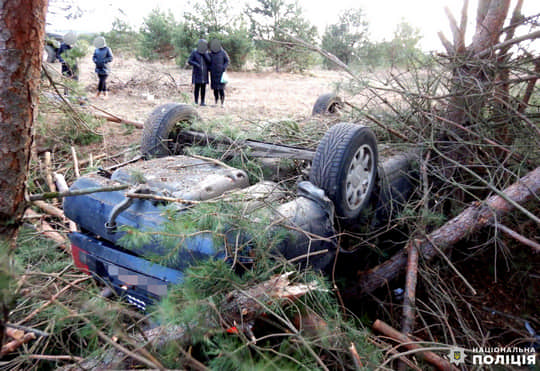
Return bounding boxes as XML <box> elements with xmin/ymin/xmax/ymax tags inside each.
<box><xmin>53</xmin><ymin>55</ymin><xmax>357</xmax><ymax>159</ymax></box>
<box><xmin>78</xmin><ymin>55</ymin><xmax>353</xmax><ymax>125</ymax></box>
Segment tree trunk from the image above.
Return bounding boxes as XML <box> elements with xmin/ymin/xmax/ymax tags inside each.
<box><xmin>0</xmin><ymin>0</ymin><xmax>48</xmax><ymax>239</ymax></box>
<box><xmin>445</xmin><ymin>0</ymin><xmax>510</xmax><ymax>125</ymax></box>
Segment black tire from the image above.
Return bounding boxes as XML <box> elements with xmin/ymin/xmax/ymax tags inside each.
<box><xmin>141</xmin><ymin>103</ymin><xmax>200</xmax><ymax>158</ymax></box>
<box><xmin>44</xmin><ymin>45</ymin><xmax>56</xmax><ymax>63</ymax></box>
<box><xmin>312</xmin><ymin>93</ymin><xmax>343</xmax><ymax>115</ymax></box>
<box><xmin>309</xmin><ymin>123</ymin><xmax>378</xmax><ymax>221</ymax></box>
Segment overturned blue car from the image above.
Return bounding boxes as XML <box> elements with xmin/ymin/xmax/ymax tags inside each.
<box><xmin>64</xmin><ymin>103</ymin><xmax>415</xmax><ymax>310</ymax></box>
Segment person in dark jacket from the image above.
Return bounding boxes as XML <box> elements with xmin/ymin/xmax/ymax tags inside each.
<box><xmin>56</xmin><ymin>31</ymin><xmax>78</xmax><ymax>80</ymax></box>
<box><xmin>92</xmin><ymin>36</ymin><xmax>113</xmax><ymax>98</ymax></box>
<box><xmin>57</xmin><ymin>43</ymin><xmax>73</xmax><ymax>76</ymax></box>
<box><xmin>208</xmin><ymin>39</ymin><xmax>230</xmax><ymax>106</ymax></box>
<box><xmin>188</xmin><ymin>39</ymin><xmax>210</xmax><ymax>106</ymax></box>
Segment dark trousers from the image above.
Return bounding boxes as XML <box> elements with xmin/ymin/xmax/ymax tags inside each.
<box><xmin>98</xmin><ymin>74</ymin><xmax>108</xmax><ymax>92</ymax></box>
<box><xmin>213</xmin><ymin>89</ymin><xmax>225</xmax><ymax>104</ymax></box>
<box><xmin>194</xmin><ymin>83</ymin><xmax>206</xmax><ymax>104</ymax></box>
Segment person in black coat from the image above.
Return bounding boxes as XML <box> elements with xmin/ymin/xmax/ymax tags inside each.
<box><xmin>57</xmin><ymin>31</ymin><xmax>78</xmax><ymax>80</ymax></box>
<box><xmin>56</xmin><ymin>43</ymin><xmax>73</xmax><ymax>77</ymax></box>
<box><xmin>209</xmin><ymin>39</ymin><xmax>230</xmax><ymax>106</ymax></box>
<box><xmin>92</xmin><ymin>36</ymin><xmax>113</xmax><ymax>98</ymax></box>
<box><xmin>188</xmin><ymin>39</ymin><xmax>211</xmax><ymax>106</ymax></box>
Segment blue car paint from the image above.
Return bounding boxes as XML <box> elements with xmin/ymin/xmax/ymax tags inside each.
<box><xmin>64</xmin><ymin>176</ymin><xmax>233</xmax><ymax>308</ymax></box>
<box><xmin>70</xmin><ymin>232</ymin><xmax>185</xmax><ymax>310</ymax></box>
<box><xmin>64</xmin><ymin>177</ymin><xmax>225</xmax><ymax>269</ymax></box>
<box><xmin>64</xmin><ymin>172</ymin><xmax>341</xmax><ymax>310</ymax></box>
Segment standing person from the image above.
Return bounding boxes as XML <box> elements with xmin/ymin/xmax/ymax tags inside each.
<box><xmin>209</xmin><ymin>39</ymin><xmax>229</xmax><ymax>106</ymax></box>
<box><xmin>187</xmin><ymin>39</ymin><xmax>210</xmax><ymax>106</ymax></box>
<box><xmin>56</xmin><ymin>31</ymin><xmax>78</xmax><ymax>80</ymax></box>
<box><xmin>92</xmin><ymin>36</ymin><xmax>113</xmax><ymax>98</ymax></box>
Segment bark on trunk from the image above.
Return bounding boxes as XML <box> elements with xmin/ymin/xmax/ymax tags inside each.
<box><xmin>445</xmin><ymin>0</ymin><xmax>511</xmax><ymax>128</ymax></box>
<box><xmin>351</xmin><ymin>166</ymin><xmax>540</xmax><ymax>296</ymax></box>
<box><xmin>0</xmin><ymin>0</ymin><xmax>48</xmax><ymax>238</ymax></box>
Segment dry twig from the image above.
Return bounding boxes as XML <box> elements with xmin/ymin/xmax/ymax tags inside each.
<box><xmin>24</xmin><ymin>209</ymin><xmax>69</xmax><ymax>251</ymax></box>
<box><xmin>401</xmin><ymin>238</ymin><xmax>420</xmax><ymax>337</ymax></box>
<box><xmin>1</xmin><ymin>332</ymin><xmax>36</xmax><ymax>356</ymax></box>
<box><xmin>28</xmin><ymin>184</ymin><xmax>129</xmax><ymax>202</ymax></box>
<box><xmin>492</xmin><ymin>221</ymin><xmax>540</xmax><ymax>253</ymax></box>
<box><xmin>372</xmin><ymin>319</ymin><xmax>457</xmax><ymax>371</ymax></box>
<box><xmin>70</xmin><ymin>146</ymin><xmax>80</xmax><ymax>178</ymax></box>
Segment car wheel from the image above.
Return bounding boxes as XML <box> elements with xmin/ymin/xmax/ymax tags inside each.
<box><xmin>141</xmin><ymin>103</ymin><xmax>200</xmax><ymax>158</ymax></box>
<box><xmin>309</xmin><ymin>123</ymin><xmax>378</xmax><ymax>221</ymax></box>
<box><xmin>312</xmin><ymin>93</ymin><xmax>343</xmax><ymax>115</ymax></box>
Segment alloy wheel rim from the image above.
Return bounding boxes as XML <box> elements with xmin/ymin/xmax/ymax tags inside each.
<box><xmin>345</xmin><ymin>144</ymin><xmax>374</xmax><ymax>210</ymax></box>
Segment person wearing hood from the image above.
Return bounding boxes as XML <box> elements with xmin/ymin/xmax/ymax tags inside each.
<box><xmin>56</xmin><ymin>31</ymin><xmax>78</xmax><ymax>79</ymax></box>
<box><xmin>188</xmin><ymin>39</ymin><xmax>211</xmax><ymax>106</ymax></box>
<box><xmin>92</xmin><ymin>36</ymin><xmax>113</xmax><ymax>98</ymax></box>
<box><xmin>208</xmin><ymin>39</ymin><xmax>230</xmax><ymax>106</ymax></box>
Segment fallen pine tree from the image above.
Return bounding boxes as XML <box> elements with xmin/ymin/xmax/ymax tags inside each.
<box><xmin>351</xmin><ymin>166</ymin><xmax>540</xmax><ymax>296</ymax></box>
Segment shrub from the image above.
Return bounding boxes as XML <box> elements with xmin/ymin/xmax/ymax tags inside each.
<box><xmin>139</xmin><ymin>8</ymin><xmax>177</xmax><ymax>59</ymax></box>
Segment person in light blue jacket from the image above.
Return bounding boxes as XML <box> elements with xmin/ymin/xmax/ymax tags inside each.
<box><xmin>92</xmin><ymin>36</ymin><xmax>113</xmax><ymax>98</ymax></box>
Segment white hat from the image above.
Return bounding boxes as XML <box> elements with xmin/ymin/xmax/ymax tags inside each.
<box><xmin>93</xmin><ymin>36</ymin><xmax>106</xmax><ymax>49</ymax></box>
<box><xmin>63</xmin><ymin>31</ymin><xmax>77</xmax><ymax>46</ymax></box>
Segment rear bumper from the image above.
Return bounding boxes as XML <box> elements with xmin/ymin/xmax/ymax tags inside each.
<box><xmin>69</xmin><ymin>232</ymin><xmax>183</xmax><ymax>310</ymax></box>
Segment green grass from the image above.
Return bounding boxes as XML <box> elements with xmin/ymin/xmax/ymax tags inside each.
<box><xmin>6</xmin><ymin>228</ymin><xmax>135</xmax><ymax>370</ymax></box>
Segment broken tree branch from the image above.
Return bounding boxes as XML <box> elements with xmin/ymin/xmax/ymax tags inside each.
<box><xmin>279</xmin><ymin>31</ymin><xmax>359</xmax><ymax>82</ymax></box>
<box><xmin>349</xmin><ymin>342</ymin><xmax>363</xmax><ymax>370</ymax></box>
<box><xmin>444</xmin><ymin>6</ymin><xmax>464</xmax><ymax>53</ymax></box>
<box><xmin>24</xmin><ymin>209</ymin><xmax>69</xmax><ymax>251</ymax></box>
<box><xmin>125</xmin><ymin>192</ymin><xmax>198</xmax><ymax>204</ymax></box>
<box><xmin>53</xmin><ymin>173</ymin><xmax>69</xmax><ymax>193</ymax></box>
<box><xmin>91</xmin><ymin>110</ymin><xmax>144</xmax><ymax>129</ymax></box>
<box><xmin>433</xmin><ymin>145</ymin><xmax>540</xmax><ymax>224</ymax></box>
<box><xmin>44</xmin><ymin>151</ymin><xmax>56</xmax><ymax>193</ymax></box>
<box><xmin>401</xmin><ymin>238</ymin><xmax>420</xmax><ymax>338</ymax></box>
<box><xmin>353</xmin><ymin>166</ymin><xmax>540</xmax><ymax>296</ymax></box>
<box><xmin>53</xmin><ymin>173</ymin><xmax>78</xmax><ymax>231</ymax></box>
<box><xmin>474</xmin><ymin>29</ymin><xmax>540</xmax><ymax>58</ymax></box>
<box><xmin>492</xmin><ymin>221</ymin><xmax>540</xmax><ymax>253</ymax></box>
<box><xmin>5</xmin><ymin>323</ymin><xmax>50</xmax><ymax>338</ymax></box>
<box><xmin>70</xmin><ymin>146</ymin><xmax>80</xmax><ymax>178</ymax></box>
<box><xmin>372</xmin><ymin>319</ymin><xmax>457</xmax><ymax>371</ymax></box>
<box><xmin>41</xmin><ymin>64</ymin><xmax>101</xmax><ymax>135</ymax></box>
<box><xmin>32</xmin><ymin>200</ymin><xmax>77</xmax><ymax>233</ymax></box>
<box><xmin>32</xmin><ymin>200</ymin><xmax>66</xmax><ymax>220</ymax></box>
<box><xmin>28</xmin><ymin>184</ymin><xmax>129</xmax><ymax>201</ymax></box>
<box><xmin>0</xmin><ymin>332</ymin><xmax>36</xmax><ymax>356</ymax></box>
